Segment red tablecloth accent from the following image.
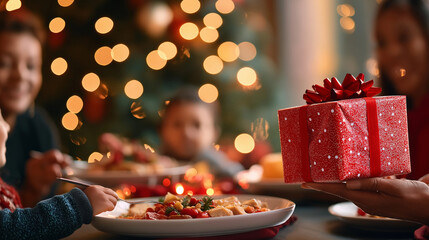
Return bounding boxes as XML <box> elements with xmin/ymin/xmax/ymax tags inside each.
<box><xmin>159</xmin><ymin>215</ymin><xmax>297</xmax><ymax>240</ymax></box>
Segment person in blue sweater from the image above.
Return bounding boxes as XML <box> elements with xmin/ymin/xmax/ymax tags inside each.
<box><xmin>0</xmin><ymin>108</ymin><xmax>119</xmax><ymax>239</ymax></box>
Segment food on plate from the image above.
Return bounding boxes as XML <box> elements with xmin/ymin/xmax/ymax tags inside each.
<box><xmin>357</xmin><ymin>207</ymin><xmax>387</xmax><ymax>218</ymax></box>
<box><xmin>261</xmin><ymin>153</ymin><xmax>284</xmax><ymax>179</ymax></box>
<box><xmin>119</xmin><ymin>192</ymin><xmax>270</xmax><ymax>220</ymax></box>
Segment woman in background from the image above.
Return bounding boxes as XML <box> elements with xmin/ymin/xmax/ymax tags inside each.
<box><xmin>0</xmin><ymin>9</ymin><xmax>70</xmax><ymax>207</ymax></box>
<box><xmin>376</xmin><ymin>0</ymin><xmax>429</xmax><ymax>180</ymax></box>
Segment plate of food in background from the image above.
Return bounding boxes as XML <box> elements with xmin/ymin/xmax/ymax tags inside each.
<box><xmin>329</xmin><ymin>202</ymin><xmax>421</xmax><ymax>232</ymax></box>
<box><xmin>235</xmin><ymin>153</ymin><xmax>342</xmax><ymax>202</ymax></box>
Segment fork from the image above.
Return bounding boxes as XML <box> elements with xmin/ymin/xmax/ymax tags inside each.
<box><xmin>57</xmin><ymin>177</ymin><xmax>151</xmax><ymax>204</ymax></box>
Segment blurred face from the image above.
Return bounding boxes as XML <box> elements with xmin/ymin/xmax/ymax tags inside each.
<box><xmin>0</xmin><ymin>110</ymin><xmax>9</xmax><ymax>167</ymax></box>
<box><xmin>0</xmin><ymin>32</ymin><xmax>42</xmax><ymax>118</ymax></box>
<box><xmin>160</xmin><ymin>103</ymin><xmax>217</xmax><ymax>161</ymax></box>
<box><xmin>376</xmin><ymin>8</ymin><xmax>428</xmax><ymax>96</ymax></box>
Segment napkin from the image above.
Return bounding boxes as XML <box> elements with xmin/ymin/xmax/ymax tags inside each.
<box><xmin>159</xmin><ymin>215</ymin><xmax>297</xmax><ymax>240</ymax></box>
<box><xmin>415</xmin><ymin>225</ymin><xmax>429</xmax><ymax>240</ymax></box>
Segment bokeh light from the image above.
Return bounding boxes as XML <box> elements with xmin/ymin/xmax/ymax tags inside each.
<box><xmin>146</xmin><ymin>50</ymin><xmax>167</xmax><ymax>70</ymax></box>
<box><xmin>95</xmin><ymin>17</ymin><xmax>114</xmax><ymax>34</ymax></box>
<box><xmin>179</xmin><ymin>22</ymin><xmax>199</xmax><ymax>40</ymax></box>
<box><xmin>62</xmin><ymin>112</ymin><xmax>79</xmax><ymax>131</ymax></box>
<box><xmin>215</xmin><ymin>0</ymin><xmax>235</xmax><ymax>14</ymax></box>
<box><xmin>234</xmin><ymin>133</ymin><xmax>255</xmax><ymax>154</ymax></box>
<box><xmin>66</xmin><ymin>95</ymin><xmax>83</xmax><ymax>113</ymax></box>
<box><xmin>337</xmin><ymin>4</ymin><xmax>355</xmax><ymax>17</ymax></box>
<box><xmin>200</xmin><ymin>27</ymin><xmax>219</xmax><ymax>43</ymax></box>
<box><xmin>69</xmin><ymin>134</ymin><xmax>87</xmax><ymax>146</ymax></box>
<box><xmin>203</xmin><ymin>13</ymin><xmax>223</xmax><ymax>29</ymax></box>
<box><xmin>94</xmin><ymin>46</ymin><xmax>113</xmax><ymax>66</ymax></box>
<box><xmin>111</xmin><ymin>43</ymin><xmax>129</xmax><ymax>62</ymax></box>
<box><xmin>58</xmin><ymin>0</ymin><xmax>74</xmax><ymax>7</ymax></box>
<box><xmin>5</xmin><ymin>0</ymin><xmax>21</xmax><ymax>11</ymax></box>
<box><xmin>203</xmin><ymin>55</ymin><xmax>223</xmax><ymax>74</ymax></box>
<box><xmin>158</xmin><ymin>41</ymin><xmax>177</xmax><ymax>60</ymax></box>
<box><xmin>88</xmin><ymin>152</ymin><xmax>103</xmax><ymax>163</ymax></box>
<box><xmin>49</xmin><ymin>17</ymin><xmax>66</xmax><ymax>33</ymax></box>
<box><xmin>218</xmin><ymin>41</ymin><xmax>239</xmax><ymax>62</ymax></box>
<box><xmin>51</xmin><ymin>57</ymin><xmax>68</xmax><ymax>76</ymax></box>
<box><xmin>180</xmin><ymin>0</ymin><xmax>200</xmax><ymax>14</ymax></box>
<box><xmin>198</xmin><ymin>84</ymin><xmax>218</xmax><ymax>103</ymax></box>
<box><xmin>130</xmin><ymin>102</ymin><xmax>146</xmax><ymax>119</ymax></box>
<box><xmin>175</xmin><ymin>183</ymin><xmax>184</xmax><ymax>195</ymax></box>
<box><xmin>124</xmin><ymin>80</ymin><xmax>144</xmax><ymax>99</ymax></box>
<box><xmin>366</xmin><ymin>58</ymin><xmax>379</xmax><ymax>77</ymax></box>
<box><xmin>237</xmin><ymin>67</ymin><xmax>257</xmax><ymax>86</ymax></box>
<box><xmin>82</xmin><ymin>72</ymin><xmax>101</xmax><ymax>92</ymax></box>
<box><xmin>340</xmin><ymin>17</ymin><xmax>355</xmax><ymax>32</ymax></box>
<box><xmin>238</xmin><ymin>42</ymin><xmax>257</xmax><ymax>61</ymax></box>
<box><xmin>206</xmin><ymin>188</ymin><xmax>215</xmax><ymax>196</ymax></box>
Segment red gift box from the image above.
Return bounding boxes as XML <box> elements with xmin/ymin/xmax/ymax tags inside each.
<box><xmin>278</xmin><ymin>75</ymin><xmax>411</xmax><ymax>183</ymax></box>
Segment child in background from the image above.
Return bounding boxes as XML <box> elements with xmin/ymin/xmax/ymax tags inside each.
<box><xmin>159</xmin><ymin>87</ymin><xmax>244</xmax><ymax>178</ymax></box>
<box><xmin>0</xmin><ymin>110</ymin><xmax>118</xmax><ymax>239</ymax></box>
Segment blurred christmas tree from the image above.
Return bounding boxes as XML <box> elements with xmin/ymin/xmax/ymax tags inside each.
<box><xmin>21</xmin><ymin>0</ymin><xmax>282</xmax><ymax>161</ymax></box>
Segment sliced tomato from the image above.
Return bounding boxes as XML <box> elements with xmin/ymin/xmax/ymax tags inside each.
<box><xmin>181</xmin><ymin>208</ymin><xmax>199</xmax><ymax>218</ymax></box>
<box><xmin>189</xmin><ymin>197</ymin><xmax>199</xmax><ymax>206</ymax></box>
<box><xmin>196</xmin><ymin>212</ymin><xmax>210</xmax><ymax>218</ymax></box>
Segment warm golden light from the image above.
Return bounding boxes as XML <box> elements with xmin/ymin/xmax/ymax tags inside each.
<box><xmin>5</xmin><ymin>0</ymin><xmax>21</xmax><ymax>11</ymax></box>
<box><xmin>130</xmin><ymin>102</ymin><xmax>146</xmax><ymax>119</ymax></box>
<box><xmin>66</xmin><ymin>95</ymin><xmax>83</xmax><ymax>113</ymax></box>
<box><xmin>82</xmin><ymin>73</ymin><xmax>101</xmax><ymax>92</ymax></box>
<box><xmin>366</xmin><ymin>58</ymin><xmax>379</xmax><ymax>77</ymax></box>
<box><xmin>198</xmin><ymin>84</ymin><xmax>218</xmax><ymax>103</ymax></box>
<box><xmin>94</xmin><ymin>46</ymin><xmax>113</xmax><ymax>66</ymax></box>
<box><xmin>234</xmin><ymin>133</ymin><xmax>255</xmax><ymax>154</ymax></box>
<box><xmin>111</xmin><ymin>43</ymin><xmax>129</xmax><ymax>62</ymax></box>
<box><xmin>340</xmin><ymin>17</ymin><xmax>355</xmax><ymax>32</ymax></box>
<box><xmin>400</xmin><ymin>68</ymin><xmax>406</xmax><ymax>77</ymax></box>
<box><xmin>238</xmin><ymin>42</ymin><xmax>257</xmax><ymax>61</ymax></box>
<box><xmin>251</xmin><ymin>118</ymin><xmax>269</xmax><ymax>141</ymax></box>
<box><xmin>203</xmin><ymin>13</ymin><xmax>223</xmax><ymax>29</ymax></box>
<box><xmin>95</xmin><ymin>83</ymin><xmax>108</xmax><ymax>99</ymax></box>
<box><xmin>203</xmin><ymin>55</ymin><xmax>223</xmax><ymax>74</ymax></box>
<box><xmin>179</xmin><ymin>22</ymin><xmax>199</xmax><ymax>40</ymax></box>
<box><xmin>200</xmin><ymin>27</ymin><xmax>219</xmax><ymax>43</ymax></box>
<box><xmin>124</xmin><ymin>80</ymin><xmax>144</xmax><ymax>99</ymax></box>
<box><xmin>62</xmin><ymin>112</ymin><xmax>79</xmax><ymax>131</ymax></box>
<box><xmin>158</xmin><ymin>41</ymin><xmax>177</xmax><ymax>60</ymax></box>
<box><xmin>206</xmin><ymin>188</ymin><xmax>215</xmax><ymax>196</ymax></box>
<box><xmin>95</xmin><ymin>17</ymin><xmax>114</xmax><ymax>34</ymax></box>
<box><xmin>180</xmin><ymin>0</ymin><xmax>200</xmax><ymax>14</ymax></box>
<box><xmin>175</xmin><ymin>183</ymin><xmax>184</xmax><ymax>195</ymax></box>
<box><xmin>88</xmin><ymin>152</ymin><xmax>103</xmax><ymax>163</ymax></box>
<box><xmin>146</xmin><ymin>50</ymin><xmax>167</xmax><ymax>70</ymax></box>
<box><xmin>215</xmin><ymin>0</ymin><xmax>235</xmax><ymax>14</ymax></box>
<box><xmin>58</xmin><ymin>0</ymin><xmax>74</xmax><ymax>7</ymax></box>
<box><xmin>51</xmin><ymin>57</ymin><xmax>68</xmax><ymax>76</ymax></box>
<box><xmin>237</xmin><ymin>67</ymin><xmax>257</xmax><ymax>86</ymax></box>
<box><xmin>49</xmin><ymin>17</ymin><xmax>66</xmax><ymax>33</ymax></box>
<box><xmin>218</xmin><ymin>41</ymin><xmax>239</xmax><ymax>62</ymax></box>
<box><xmin>337</xmin><ymin>4</ymin><xmax>355</xmax><ymax>17</ymax></box>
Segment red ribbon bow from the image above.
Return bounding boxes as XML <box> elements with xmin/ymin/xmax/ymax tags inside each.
<box><xmin>303</xmin><ymin>73</ymin><xmax>382</xmax><ymax>104</ymax></box>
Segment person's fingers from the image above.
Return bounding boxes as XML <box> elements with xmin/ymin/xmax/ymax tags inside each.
<box><xmin>302</xmin><ymin>182</ymin><xmax>382</xmax><ymax>205</ymax></box>
<box><xmin>346</xmin><ymin>178</ymin><xmax>413</xmax><ymax>197</ymax></box>
<box><xmin>102</xmin><ymin>186</ymin><xmax>119</xmax><ymax>199</ymax></box>
<box><xmin>418</xmin><ymin>174</ymin><xmax>429</xmax><ymax>185</ymax></box>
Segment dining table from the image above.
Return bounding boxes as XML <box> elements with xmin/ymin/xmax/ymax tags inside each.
<box><xmin>62</xmin><ymin>199</ymin><xmax>417</xmax><ymax>240</ymax></box>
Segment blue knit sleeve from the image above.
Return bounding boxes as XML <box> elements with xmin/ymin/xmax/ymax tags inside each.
<box><xmin>0</xmin><ymin>188</ymin><xmax>93</xmax><ymax>240</ymax></box>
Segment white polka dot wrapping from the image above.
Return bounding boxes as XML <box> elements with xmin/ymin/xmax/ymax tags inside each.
<box><xmin>277</xmin><ymin>96</ymin><xmax>411</xmax><ymax>183</ymax></box>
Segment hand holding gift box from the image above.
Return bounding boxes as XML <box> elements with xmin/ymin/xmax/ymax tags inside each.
<box><xmin>278</xmin><ymin>73</ymin><xmax>411</xmax><ymax>183</ymax></box>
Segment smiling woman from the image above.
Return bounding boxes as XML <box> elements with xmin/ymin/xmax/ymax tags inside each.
<box><xmin>0</xmin><ymin>8</ymin><xmax>72</xmax><ymax>208</ymax></box>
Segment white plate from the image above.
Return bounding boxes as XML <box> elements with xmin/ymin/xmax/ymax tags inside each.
<box><xmin>92</xmin><ymin>194</ymin><xmax>295</xmax><ymax>237</ymax></box>
<box><xmin>66</xmin><ymin>161</ymin><xmax>190</xmax><ymax>187</ymax></box>
<box><xmin>329</xmin><ymin>202</ymin><xmax>422</xmax><ymax>232</ymax></box>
